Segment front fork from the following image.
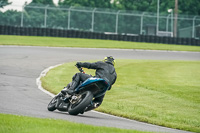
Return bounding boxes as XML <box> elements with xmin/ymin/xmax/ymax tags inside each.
<box><xmin>55</xmin><ymin>93</ymin><xmax>71</xmax><ymax>111</ymax></box>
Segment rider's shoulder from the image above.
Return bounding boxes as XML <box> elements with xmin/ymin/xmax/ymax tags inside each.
<box><xmin>95</xmin><ymin>61</ymin><xmax>104</xmax><ymax>64</ymax></box>
<box><xmin>93</xmin><ymin>61</ymin><xmax>106</xmax><ymax>66</ymax></box>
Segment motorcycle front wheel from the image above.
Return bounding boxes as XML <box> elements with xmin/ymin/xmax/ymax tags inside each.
<box><xmin>47</xmin><ymin>95</ymin><xmax>58</xmax><ymax>111</ymax></box>
<box><xmin>68</xmin><ymin>91</ymin><xmax>93</xmax><ymax>115</ymax></box>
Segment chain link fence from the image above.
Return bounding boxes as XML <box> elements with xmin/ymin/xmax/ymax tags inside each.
<box><xmin>1</xmin><ymin>3</ymin><xmax>200</xmax><ymax>39</ymax></box>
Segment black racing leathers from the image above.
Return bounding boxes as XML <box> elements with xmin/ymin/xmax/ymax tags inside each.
<box><xmin>78</xmin><ymin>61</ymin><xmax>117</xmax><ymax>90</ymax></box>
<box><xmin>66</xmin><ymin>61</ymin><xmax>117</xmax><ymax>112</ymax></box>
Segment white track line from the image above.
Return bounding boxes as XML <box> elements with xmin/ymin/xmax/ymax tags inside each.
<box><xmin>36</xmin><ymin>64</ymin><xmax>63</xmax><ymax>98</ymax></box>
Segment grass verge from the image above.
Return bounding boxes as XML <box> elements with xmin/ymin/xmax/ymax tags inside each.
<box><xmin>0</xmin><ymin>113</ymin><xmax>148</xmax><ymax>133</ymax></box>
<box><xmin>41</xmin><ymin>60</ymin><xmax>200</xmax><ymax>132</ymax></box>
<box><xmin>0</xmin><ymin>35</ymin><xmax>200</xmax><ymax>52</ymax></box>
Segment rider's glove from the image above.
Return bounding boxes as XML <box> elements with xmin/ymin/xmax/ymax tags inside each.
<box><xmin>76</xmin><ymin>62</ymin><xmax>82</xmax><ymax>68</ymax></box>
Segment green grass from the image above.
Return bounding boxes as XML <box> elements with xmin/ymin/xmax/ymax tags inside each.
<box><xmin>1</xmin><ymin>35</ymin><xmax>200</xmax><ymax>52</ymax></box>
<box><xmin>1</xmin><ymin>35</ymin><xmax>200</xmax><ymax>132</ymax></box>
<box><xmin>0</xmin><ymin>113</ymin><xmax>147</xmax><ymax>133</ymax></box>
<box><xmin>41</xmin><ymin>60</ymin><xmax>200</xmax><ymax>132</ymax></box>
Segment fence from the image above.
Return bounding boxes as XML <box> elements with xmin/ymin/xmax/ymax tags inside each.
<box><xmin>1</xmin><ymin>3</ymin><xmax>200</xmax><ymax>39</ymax></box>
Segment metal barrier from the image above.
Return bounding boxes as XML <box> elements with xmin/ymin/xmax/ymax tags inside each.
<box><xmin>0</xmin><ymin>25</ymin><xmax>199</xmax><ymax>46</ymax></box>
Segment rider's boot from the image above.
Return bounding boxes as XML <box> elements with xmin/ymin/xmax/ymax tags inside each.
<box><xmin>66</xmin><ymin>80</ymin><xmax>79</xmax><ymax>94</ymax></box>
<box><xmin>61</xmin><ymin>83</ymin><xmax>71</xmax><ymax>95</ymax></box>
<box><xmin>61</xmin><ymin>87</ymin><xmax>68</xmax><ymax>95</ymax></box>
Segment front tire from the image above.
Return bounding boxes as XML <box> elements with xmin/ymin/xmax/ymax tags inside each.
<box><xmin>68</xmin><ymin>91</ymin><xmax>93</xmax><ymax>115</ymax></box>
<box><xmin>47</xmin><ymin>96</ymin><xmax>58</xmax><ymax>111</ymax></box>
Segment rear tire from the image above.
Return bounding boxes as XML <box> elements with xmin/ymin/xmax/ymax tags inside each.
<box><xmin>47</xmin><ymin>96</ymin><xmax>58</xmax><ymax>111</ymax></box>
<box><xmin>68</xmin><ymin>91</ymin><xmax>93</xmax><ymax>115</ymax></box>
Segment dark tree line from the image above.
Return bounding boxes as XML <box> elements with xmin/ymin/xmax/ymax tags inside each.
<box><xmin>0</xmin><ymin>0</ymin><xmax>11</xmax><ymax>8</ymax></box>
<box><xmin>57</xmin><ymin>0</ymin><xmax>200</xmax><ymax>15</ymax></box>
<box><xmin>1</xmin><ymin>0</ymin><xmax>199</xmax><ymax>15</ymax></box>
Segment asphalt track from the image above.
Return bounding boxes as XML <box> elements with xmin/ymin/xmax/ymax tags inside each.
<box><xmin>0</xmin><ymin>46</ymin><xmax>199</xmax><ymax>132</ymax></box>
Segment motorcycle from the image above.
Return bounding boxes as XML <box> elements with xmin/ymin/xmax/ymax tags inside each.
<box><xmin>47</xmin><ymin>65</ymin><xmax>110</xmax><ymax>115</ymax></box>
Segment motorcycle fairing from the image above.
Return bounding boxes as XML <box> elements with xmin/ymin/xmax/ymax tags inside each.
<box><xmin>75</xmin><ymin>77</ymin><xmax>110</xmax><ymax>97</ymax></box>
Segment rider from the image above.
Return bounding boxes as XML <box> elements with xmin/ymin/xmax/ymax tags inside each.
<box><xmin>62</xmin><ymin>56</ymin><xmax>117</xmax><ymax>111</ymax></box>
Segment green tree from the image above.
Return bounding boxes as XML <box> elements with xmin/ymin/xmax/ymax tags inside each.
<box><xmin>114</xmin><ymin>0</ymin><xmax>200</xmax><ymax>15</ymax></box>
<box><xmin>0</xmin><ymin>10</ymin><xmax>21</xmax><ymax>26</ymax></box>
<box><xmin>58</xmin><ymin>0</ymin><xmax>113</xmax><ymax>8</ymax></box>
<box><xmin>58</xmin><ymin>0</ymin><xmax>200</xmax><ymax>15</ymax></box>
<box><xmin>178</xmin><ymin>0</ymin><xmax>200</xmax><ymax>15</ymax></box>
<box><xmin>29</xmin><ymin>0</ymin><xmax>55</xmax><ymax>6</ymax></box>
<box><xmin>0</xmin><ymin>0</ymin><xmax>12</xmax><ymax>8</ymax></box>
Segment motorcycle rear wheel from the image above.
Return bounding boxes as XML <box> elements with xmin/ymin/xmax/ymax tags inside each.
<box><xmin>68</xmin><ymin>91</ymin><xmax>93</xmax><ymax>115</ymax></box>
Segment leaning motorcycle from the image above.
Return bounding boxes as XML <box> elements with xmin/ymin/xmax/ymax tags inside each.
<box><xmin>47</xmin><ymin>65</ymin><xmax>110</xmax><ymax>115</ymax></box>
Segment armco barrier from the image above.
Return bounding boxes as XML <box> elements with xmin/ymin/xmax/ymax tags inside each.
<box><xmin>0</xmin><ymin>25</ymin><xmax>199</xmax><ymax>46</ymax></box>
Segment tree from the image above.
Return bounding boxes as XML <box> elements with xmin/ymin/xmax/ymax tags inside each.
<box><xmin>178</xmin><ymin>0</ymin><xmax>200</xmax><ymax>15</ymax></box>
<box><xmin>0</xmin><ymin>0</ymin><xmax>12</xmax><ymax>8</ymax></box>
<box><xmin>58</xmin><ymin>0</ymin><xmax>113</xmax><ymax>8</ymax></box>
<box><xmin>58</xmin><ymin>0</ymin><xmax>200</xmax><ymax>15</ymax></box>
<box><xmin>29</xmin><ymin>0</ymin><xmax>55</xmax><ymax>6</ymax></box>
<box><xmin>114</xmin><ymin>0</ymin><xmax>200</xmax><ymax>15</ymax></box>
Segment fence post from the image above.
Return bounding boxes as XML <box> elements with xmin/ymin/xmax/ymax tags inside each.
<box><xmin>115</xmin><ymin>10</ymin><xmax>120</xmax><ymax>34</ymax></box>
<box><xmin>21</xmin><ymin>4</ymin><xmax>25</xmax><ymax>27</ymax></box>
<box><xmin>192</xmin><ymin>16</ymin><xmax>197</xmax><ymax>38</ymax></box>
<box><xmin>166</xmin><ymin>14</ymin><xmax>170</xmax><ymax>32</ymax></box>
<box><xmin>91</xmin><ymin>8</ymin><xmax>96</xmax><ymax>32</ymax></box>
<box><xmin>68</xmin><ymin>6</ymin><xmax>72</xmax><ymax>29</ymax></box>
<box><xmin>156</xmin><ymin>0</ymin><xmax>160</xmax><ymax>35</ymax></box>
<box><xmin>44</xmin><ymin>5</ymin><xmax>49</xmax><ymax>28</ymax></box>
<box><xmin>140</xmin><ymin>12</ymin><xmax>145</xmax><ymax>34</ymax></box>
